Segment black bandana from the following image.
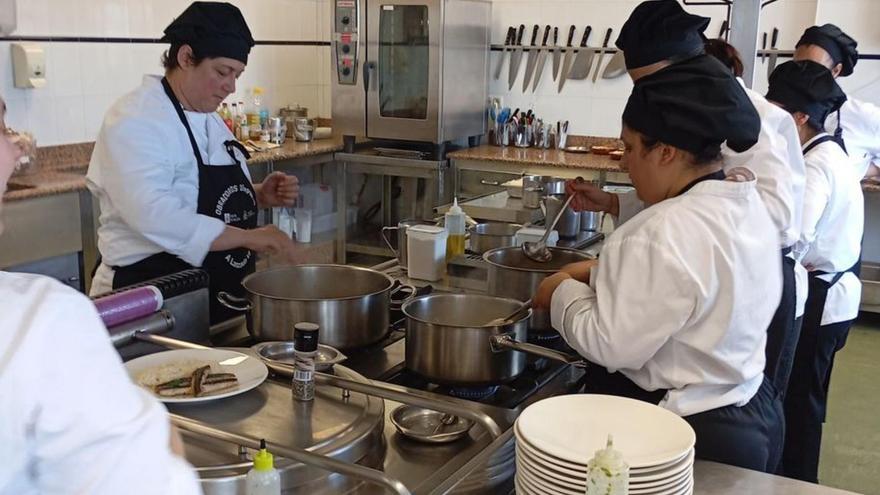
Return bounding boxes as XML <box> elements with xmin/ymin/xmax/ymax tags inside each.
<box><xmin>616</xmin><ymin>0</ymin><xmax>710</xmax><ymax>70</ymax></box>
<box><xmin>766</xmin><ymin>60</ymin><xmax>847</xmax><ymax>130</ymax></box>
<box><xmin>797</xmin><ymin>24</ymin><xmax>858</xmax><ymax>77</ymax></box>
<box><xmin>162</xmin><ymin>2</ymin><xmax>255</xmax><ymax>65</ymax></box>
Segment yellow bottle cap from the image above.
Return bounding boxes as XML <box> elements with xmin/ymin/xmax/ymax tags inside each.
<box><xmin>253</xmin><ymin>439</ymin><xmax>274</xmax><ymax>471</ymax></box>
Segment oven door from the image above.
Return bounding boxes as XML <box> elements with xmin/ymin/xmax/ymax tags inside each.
<box><xmin>366</xmin><ymin>0</ymin><xmax>441</xmax><ymax>142</ymax></box>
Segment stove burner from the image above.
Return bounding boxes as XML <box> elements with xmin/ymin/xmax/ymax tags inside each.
<box><xmin>448</xmin><ymin>385</ymin><xmax>500</xmax><ymax>400</ymax></box>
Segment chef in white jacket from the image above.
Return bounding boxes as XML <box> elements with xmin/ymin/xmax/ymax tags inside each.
<box><xmin>88</xmin><ymin>2</ymin><xmax>299</xmax><ymax>323</ymax></box>
<box><xmin>766</xmin><ymin>60</ymin><xmax>864</xmax><ymax>483</ymax></box>
<box><xmin>534</xmin><ymin>56</ymin><xmax>784</xmax><ymax>472</ymax></box>
<box><xmin>569</xmin><ymin>0</ymin><xmax>806</xmax><ymax>398</ymax></box>
<box><xmin>795</xmin><ymin>24</ymin><xmax>880</xmax><ymax>180</ymax></box>
<box><xmin>0</xmin><ymin>97</ymin><xmax>201</xmax><ymax>494</ymax></box>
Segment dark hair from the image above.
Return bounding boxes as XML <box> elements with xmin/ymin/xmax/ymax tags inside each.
<box><xmin>639</xmin><ymin>133</ymin><xmax>723</xmax><ymax>166</ymax></box>
<box><xmin>704</xmin><ymin>39</ymin><xmax>744</xmax><ymax>77</ymax></box>
<box><xmin>161</xmin><ymin>44</ymin><xmax>207</xmax><ymax>71</ymax></box>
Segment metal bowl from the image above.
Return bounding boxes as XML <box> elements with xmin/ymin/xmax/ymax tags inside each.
<box><xmin>390</xmin><ymin>405</ymin><xmax>475</xmax><ymax>444</ymax></box>
<box><xmin>252</xmin><ymin>341</ymin><xmax>347</xmax><ymax>372</ymax></box>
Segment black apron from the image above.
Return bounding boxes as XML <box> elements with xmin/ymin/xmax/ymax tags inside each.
<box><xmin>764</xmin><ymin>247</ymin><xmax>797</xmax><ymax>398</ymax></box>
<box><xmin>579</xmin><ymin>169</ymin><xmax>784</xmax><ymax>473</ymax></box>
<box><xmin>780</xmin><ymin>134</ymin><xmax>857</xmax><ymax>483</ymax></box>
<box><xmin>112</xmin><ymin>78</ymin><xmax>257</xmax><ymax>324</ymax></box>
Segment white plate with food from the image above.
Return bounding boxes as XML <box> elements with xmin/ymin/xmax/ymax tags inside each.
<box><xmin>126</xmin><ymin>349</ymin><xmax>269</xmax><ymax>403</ymax></box>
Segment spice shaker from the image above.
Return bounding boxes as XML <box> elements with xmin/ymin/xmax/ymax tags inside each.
<box><xmin>292</xmin><ymin>322</ymin><xmax>319</xmax><ymax>401</ymax></box>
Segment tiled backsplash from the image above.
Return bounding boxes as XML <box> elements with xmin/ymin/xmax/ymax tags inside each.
<box><xmin>2</xmin><ymin>0</ymin><xmax>334</xmax><ymax>146</ymax></box>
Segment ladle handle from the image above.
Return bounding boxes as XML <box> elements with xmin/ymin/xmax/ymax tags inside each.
<box><xmin>541</xmin><ymin>193</ymin><xmax>576</xmax><ymax>243</ymax></box>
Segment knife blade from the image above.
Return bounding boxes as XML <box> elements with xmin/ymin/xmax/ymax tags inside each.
<box><xmin>531</xmin><ymin>25</ymin><xmax>552</xmax><ymax>92</ymax></box>
<box><xmin>601</xmin><ymin>50</ymin><xmax>626</xmax><ymax>79</ymax></box>
<box><xmin>761</xmin><ymin>32</ymin><xmax>767</xmax><ymax>64</ymax></box>
<box><xmin>718</xmin><ymin>20</ymin><xmax>729</xmax><ymax>39</ymax></box>
<box><xmin>550</xmin><ymin>27</ymin><xmax>561</xmax><ymax>81</ymax></box>
<box><xmin>557</xmin><ymin>25</ymin><xmax>577</xmax><ymax>92</ymax></box>
<box><xmin>567</xmin><ymin>26</ymin><xmax>596</xmax><ymax>80</ymax></box>
<box><xmin>494</xmin><ymin>26</ymin><xmax>516</xmax><ymax>80</ymax></box>
<box><xmin>591</xmin><ymin>28</ymin><xmax>613</xmax><ymax>83</ymax></box>
<box><xmin>521</xmin><ymin>25</ymin><xmax>541</xmax><ymax>92</ymax></box>
<box><xmin>508</xmin><ymin>24</ymin><xmax>526</xmax><ymax>90</ymax></box>
<box><xmin>767</xmin><ymin>27</ymin><xmax>779</xmax><ymax>79</ymax></box>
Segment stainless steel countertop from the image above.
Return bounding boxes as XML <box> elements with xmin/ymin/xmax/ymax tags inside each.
<box><xmin>693</xmin><ymin>461</ymin><xmax>860</xmax><ymax>494</ymax></box>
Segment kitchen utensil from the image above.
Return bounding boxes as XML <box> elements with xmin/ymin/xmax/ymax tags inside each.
<box><xmin>381</xmin><ymin>219</ymin><xmax>433</xmax><ymax>270</ymax></box>
<box><xmin>522</xmin><ymin>186</ymin><xmax>543</xmax><ymax>209</ymax></box>
<box><xmin>523</xmin><ymin>194</ymin><xmax>576</xmax><ymax>262</ymax></box>
<box><xmin>469</xmin><ymin>222</ymin><xmax>522</xmax><ymax>254</ymax></box>
<box><xmin>403</xmin><ymin>294</ymin><xmax>585</xmax><ymax>385</ymax></box>
<box><xmin>293</xmin><ymin>117</ymin><xmax>314</xmax><ymax>142</ymax></box>
<box><xmin>483</xmin><ymin>246</ymin><xmax>593</xmax><ymax>332</ymax></box>
<box><xmin>580</xmin><ymin>210</ymin><xmax>602</xmax><ymax>232</ymax></box>
<box><xmin>521</xmin><ymin>25</ymin><xmax>541</xmax><ymax>92</ymax></box>
<box><xmin>601</xmin><ymin>50</ymin><xmax>627</xmax><ymax>79</ymax></box>
<box><xmin>567</xmin><ymin>26</ymin><xmax>596</xmax><ymax>80</ymax></box>
<box><xmin>508</xmin><ymin>24</ymin><xmax>527</xmax><ymax>90</ymax></box>
<box><xmin>557</xmin><ymin>25</ymin><xmax>578</xmax><ymax>93</ymax></box>
<box><xmin>252</xmin><ymin>341</ymin><xmax>347</xmax><ymax>372</ymax></box>
<box><xmin>563</xmin><ymin>145</ymin><xmax>590</xmax><ymax>153</ymax></box>
<box><xmin>543</xmin><ymin>193</ymin><xmax>581</xmax><ymax>238</ymax></box>
<box><xmin>217</xmin><ymin>265</ymin><xmax>413</xmax><ymax>349</ymax></box>
<box><xmin>591</xmin><ymin>28</ymin><xmax>613</xmax><ymax>83</ymax></box>
<box><xmin>486</xmin><ymin>298</ymin><xmax>532</xmax><ymax>326</ymax></box>
<box><xmin>767</xmin><ymin>27</ymin><xmax>779</xmax><ymax>78</ymax></box>
<box><xmin>390</xmin><ymin>405</ymin><xmax>474</xmax><ymax>444</ymax></box>
<box><xmin>761</xmin><ymin>32</ymin><xmax>767</xmax><ymax>63</ymax></box>
<box><xmin>125</xmin><ymin>348</ymin><xmax>268</xmax><ymax>404</ymax></box>
<box><xmin>718</xmin><ymin>20</ymin><xmax>729</xmax><ymax>39</ymax></box>
<box><xmin>551</xmin><ymin>27</ymin><xmax>561</xmax><ymax>81</ymax></box>
<box><xmin>494</xmin><ymin>26</ymin><xmax>516</xmax><ymax>80</ymax></box>
<box><xmin>531</xmin><ymin>25</ymin><xmax>552</xmax><ymax>92</ymax></box>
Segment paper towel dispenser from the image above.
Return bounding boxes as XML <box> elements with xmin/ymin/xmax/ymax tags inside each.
<box><xmin>12</xmin><ymin>43</ymin><xmax>47</xmax><ymax>89</ymax></box>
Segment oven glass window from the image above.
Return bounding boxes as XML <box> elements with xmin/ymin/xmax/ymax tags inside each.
<box><xmin>378</xmin><ymin>5</ymin><xmax>429</xmax><ymax>120</ymax></box>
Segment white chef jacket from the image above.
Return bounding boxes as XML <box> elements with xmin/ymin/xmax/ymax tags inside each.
<box><xmin>0</xmin><ymin>272</ymin><xmax>202</xmax><ymax>495</ymax></box>
<box><xmin>826</xmin><ymin>97</ymin><xmax>880</xmax><ymax>179</ymax></box>
<box><xmin>87</xmin><ymin>75</ymin><xmax>251</xmax><ymax>296</ymax></box>
<box><xmin>552</xmin><ymin>169</ymin><xmax>782</xmax><ymax>417</ymax></box>
<box><xmin>795</xmin><ymin>134</ymin><xmax>864</xmax><ymax>326</ymax></box>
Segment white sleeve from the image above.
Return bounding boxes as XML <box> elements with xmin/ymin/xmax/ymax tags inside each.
<box><xmin>614</xmin><ymin>190</ymin><xmax>645</xmax><ymax>225</ymax></box>
<box><xmin>550</xmin><ymin>236</ymin><xmax>695</xmax><ymax>371</ymax></box>
<box><xmin>795</xmin><ymin>158</ymin><xmax>832</xmax><ymax>263</ymax></box>
<box><xmin>864</xmin><ymin>101</ymin><xmax>880</xmax><ymax>163</ymax></box>
<box><xmin>779</xmin><ymin>112</ymin><xmax>807</xmax><ymax>242</ymax></box>
<box><xmin>30</xmin><ymin>289</ymin><xmax>202</xmax><ymax>495</ymax></box>
<box><xmin>95</xmin><ymin>116</ymin><xmax>225</xmax><ymax>266</ymax></box>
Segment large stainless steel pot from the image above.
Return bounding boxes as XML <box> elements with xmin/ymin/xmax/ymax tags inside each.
<box><xmin>218</xmin><ymin>265</ymin><xmax>406</xmax><ymax>349</ymax></box>
<box><xmin>469</xmin><ymin>223</ymin><xmax>521</xmax><ymax>254</ymax></box>
<box><xmin>483</xmin><ymin>247</ymin><xmax>593</xmax><ymax>332</ymax></box>
<box><xmin>403</xmin><ymin>294</ymin><xmax>584</xmax><ymax>385</ymax></box>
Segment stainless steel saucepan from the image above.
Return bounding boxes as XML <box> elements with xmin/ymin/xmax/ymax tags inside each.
<box><xmin>469</xmin><ymin>222</ymin><xmax>522</xmax><ymax>254</ymax></box>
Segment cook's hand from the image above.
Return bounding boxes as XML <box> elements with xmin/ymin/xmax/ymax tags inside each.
<box><xmin>257</xmin><ymin>172</ymin><xmax>300</xmax><ymax>208</ymax></box>
<box><xmin>566</xmin><ymin>179</ymin><xmax>619</xmax><ymax>216</ymax></box>
<box><xmin>169</xmin><ymin>424</ymin><xmax>186</xmax><ymax>457</ymax></box>
<box><xmin>559</xmin><ymin>259</ymin><xmax>599</xmax><ymax>283</ymax></box>
<box><xmin>534</xmin><ymin>272</ymin><xmax>572</xmax><ymax>310</ymax></box>
<box><xmin>244</xmin><ymin>225</ymin><xmax>297</xmax><ymax>255</ymax></box>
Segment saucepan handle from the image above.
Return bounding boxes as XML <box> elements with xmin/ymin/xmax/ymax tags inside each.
<box><xmin>389</xmin><ymin>283</ymin><xmax>418</xmax><ymax>311</ymax></box>
<box><xmin>489</xmin><ymin>333</ymin><xmax>587</xmax><ymax>368</ymax></box>
<box><xmin>381</xmin><ymin>226</ymin><xmax>400</xmax><ymax>257</ymax></box>
<box><xmin>217</xmin><ymin>291</ymin><xmax>253</xmax><ymax>312</ymax></box>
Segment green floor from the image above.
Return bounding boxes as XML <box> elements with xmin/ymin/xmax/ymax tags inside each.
<box><xmin>819</xmin><ymin>312</ymin><xmax>880</xmax><ymax>494</ymax></box>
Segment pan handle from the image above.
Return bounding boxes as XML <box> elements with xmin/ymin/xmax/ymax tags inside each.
<box><xmin>490</xmin><ymin>333</ymin><xmax>587</xmax><ymax>368</ymax></box>
<box><xmin>217</xmin><ymin>291</ymin><xmax>253</xmax><ymax>312</ymax></box>
<box><xmin>389</xmin><ymin>282</ymin><xmax>417</xmax><ymax>311</ymax></box>
<box><xmin>381</xmin><ymin>226</ymin><xmax>400</xmax><ymax>257</ymax></box>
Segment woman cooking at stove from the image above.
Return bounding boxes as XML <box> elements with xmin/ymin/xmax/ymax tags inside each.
<box><xmin>88</xmin><ymin>1</ymin><xmax>299</xmax><ymax>323</ymax></box>
<box><xmin>533</xmin><ymin>56</ymin><xmax>784</xmax><ymax>472</ymax></box>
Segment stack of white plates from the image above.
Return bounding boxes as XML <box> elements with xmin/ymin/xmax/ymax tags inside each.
<box><xmin>514</xmin><ymin>395</ymin><xmax>696</xmax><ymax>495</ymax></box>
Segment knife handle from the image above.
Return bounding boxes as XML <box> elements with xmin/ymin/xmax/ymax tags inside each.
<box><xmin>529</xmin><ymin>25</ymin><xmax>539</xmax><ymax>46</ymax></box>
<box><xmin>553</xmin><ymin>27</ymin><xmax>558</xmax><ymax>45</ymax></box>
<box><xmin>770</xmin><ymin>27</ymin><xmax>779</xmax><ymax>48</ymax></box>
<box><xmin>601</xmin><ymin>28</ymin><xmax>613</xmax><ymax>48</ymax></box>
<box><xmin>718</xmin><ymin>20</ymin><xmax>728</xmax><ymax>39</ymax></box>
<box><xmin>516</xmin><ymin>24</ymin><xmax>526</xmax><ymax>45</ymax></box>
<box><xmin>566</xmin><ymin>25</ymin><xmax>576</xmax><ymax>47</ymax></box>
<box><xmin>762</xmin><ymin>32</ymin><xmax>767</xmax><ymax>49</ymax></box>
<box><xmin>541</xmin><ymin>25</ymin><xmax>551</xmax><ymax>46</ymax></box>
<box><xmin>580</xmin><ymin>26</ymin><xmax>592</xmax><ymax>47</ymax></box>
<box><xmin>504</xmin><ymin>26</ymin><xmax>515</xmax><ymax>46</ymax></box>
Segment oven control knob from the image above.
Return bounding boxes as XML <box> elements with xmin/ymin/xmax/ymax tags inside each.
<box><xmin>342</xmin><ymin>44</ymin><xmax>351</xmax><ymax>54</ymax></box>
<box><xmin>342</xmin><ymin>67</ymin><xmax>351</xmax><ymax>76</ymax></box>
<box><xmin>341</xmin><ymin>16</ymin><xmax>351</xmax><ymax>25</ymax></box>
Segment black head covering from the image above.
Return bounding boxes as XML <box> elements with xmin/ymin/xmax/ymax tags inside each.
<box><xmin>615</xmin><ymin>0</ymin><xmax>710</xmax><ymax>70</ymax></box>
<box><xmin>796</xmin><ymin>24</ymin><xmax>858</xmax><ymax>77</ymax></box>
<box><xmin>162</xmin><ymin>2</ymin><xmax>255</xmax><ymax>65</ymax></box>
<box><xmin>766</xmin><ymin>60</ymin><xmax>847</xmax><ymax>130</ymax></box>
<box><xmin>623</xmin><ymin>55</ymin><xmax>760</xmax><ymax>156</ymax></box>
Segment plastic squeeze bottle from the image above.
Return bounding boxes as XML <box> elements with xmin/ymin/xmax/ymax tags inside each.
<box><xmin>444</xmin><ymin>197</ymin><xmax>466</xmax><ymax>262</ymax></box>
<box><xmin>585</xmin><ymin>435</ymin><xmax>629</xmax><ymax>495</ymax></box>
<box><xmin>245</xmin><ymin>439</ymin><xmax>281</xmax><ymax>495</ymax></box>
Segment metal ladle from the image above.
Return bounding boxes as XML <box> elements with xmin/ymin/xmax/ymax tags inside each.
<box><xmin>522</xmin><ymin>193</ymin><xmax>576</xmax><ymax>262</ymax></box>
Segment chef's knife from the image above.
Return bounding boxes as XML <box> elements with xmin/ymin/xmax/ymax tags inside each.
<box><xmin>521</xmin><ymin>25</ymin><xmax>541</xmax><ymax>92</ymax></box>
<box><xmin>508</xmin><ymin>24</ymin><xmax>526</xmax><ymax>90</ymax></box>
<box><xmin>718</xmin><ymin>20</ymin><xmax>729</xmax><ymax>39</ymax></box>
<box><xmin>531</xmin><ymin>25</ymin><xmax>552</xmax><ymax>92</ymax></box>
<box><xmin>591</xmin><ymin>28</ymin><xmax>613</xmax><ymax>83</ymax></box>
<box><xmin>557</xmin><ymin>25</ymin><xmax>577</xmax><ymax>92</ymax></box>
<box><xmin>601</xmin><ymin>50</ymin><xmax>627</xmax><ymax>79</ymax></box>
<box><xmin>568</xmin><ymin>26</ymin><xmax>596</xmax><ymax>80</ymax></box>
<box><xmin>767</xmin><ymin>28</ymin><xmax>779</xmax><ymax>79</ymax></box>
<box><xmin>494</xmin><ymin>26</ymin><xmax>516</xmax><ymax>80</ymax></box>
<box><xmin>550</xmin><ymin>27</ymin><xmax>561</xmax><ymax>81</ymax></box>
<box><xmin>761</xmin><ymin>32</ymin><xmax>767</xmax><ymax>63</ymax></box>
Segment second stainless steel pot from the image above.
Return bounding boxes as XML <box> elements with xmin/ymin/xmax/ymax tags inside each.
<box><xmin>469</xmin><ymin>222</ymin><xmax>521</xmax><ymax>254</ymax></box>
<box><xmin>218</xmin><ymin>265</ymin><xmax>406</xmax><ymax>349</ymax></box>
<box><xmin>483</xmin><ymin>246</ymin><xmax>593</xmax><ymax>332</ymax></box>
<box><xmin>403</xmin><ymin>294</ymin><xmax>584</xmax><ymax>385</ymax></box>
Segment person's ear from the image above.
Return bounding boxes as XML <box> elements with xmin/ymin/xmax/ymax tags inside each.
<box><xmin>831</xmin><ymin>63</ymin><xmax>843</xmax><ymax>78</ymax></box>
<box><xmin>657</xmin><ymin>143</ymin><xmax>678</xmax><ymax>166</ymax></box>
<box><xmin>177</xmin><ymin>45</ymin><xmax>196</xmax><ymax>69</ymax></box>
<box><xmin>792</xmin><ymin>111</ymin><xmax>811</xmax><ymax>128</ymax></box>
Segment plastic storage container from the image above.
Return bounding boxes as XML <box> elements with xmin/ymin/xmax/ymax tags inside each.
<box><xmin>407</xmin><ymin>225</ymin><xmax>448</xmax><ymax>282</ymax></box>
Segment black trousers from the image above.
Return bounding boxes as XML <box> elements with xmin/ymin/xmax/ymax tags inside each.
<box><xmin>765</xmin><ymin>253</ymin><xmax>799</xmax><ymax>396</ymax></box>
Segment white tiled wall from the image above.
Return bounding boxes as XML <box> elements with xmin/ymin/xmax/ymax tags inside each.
<box><xmin>2</xmin><ymin>0</ymin><xmax>329</xmax><ymax>146</ymax></box>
